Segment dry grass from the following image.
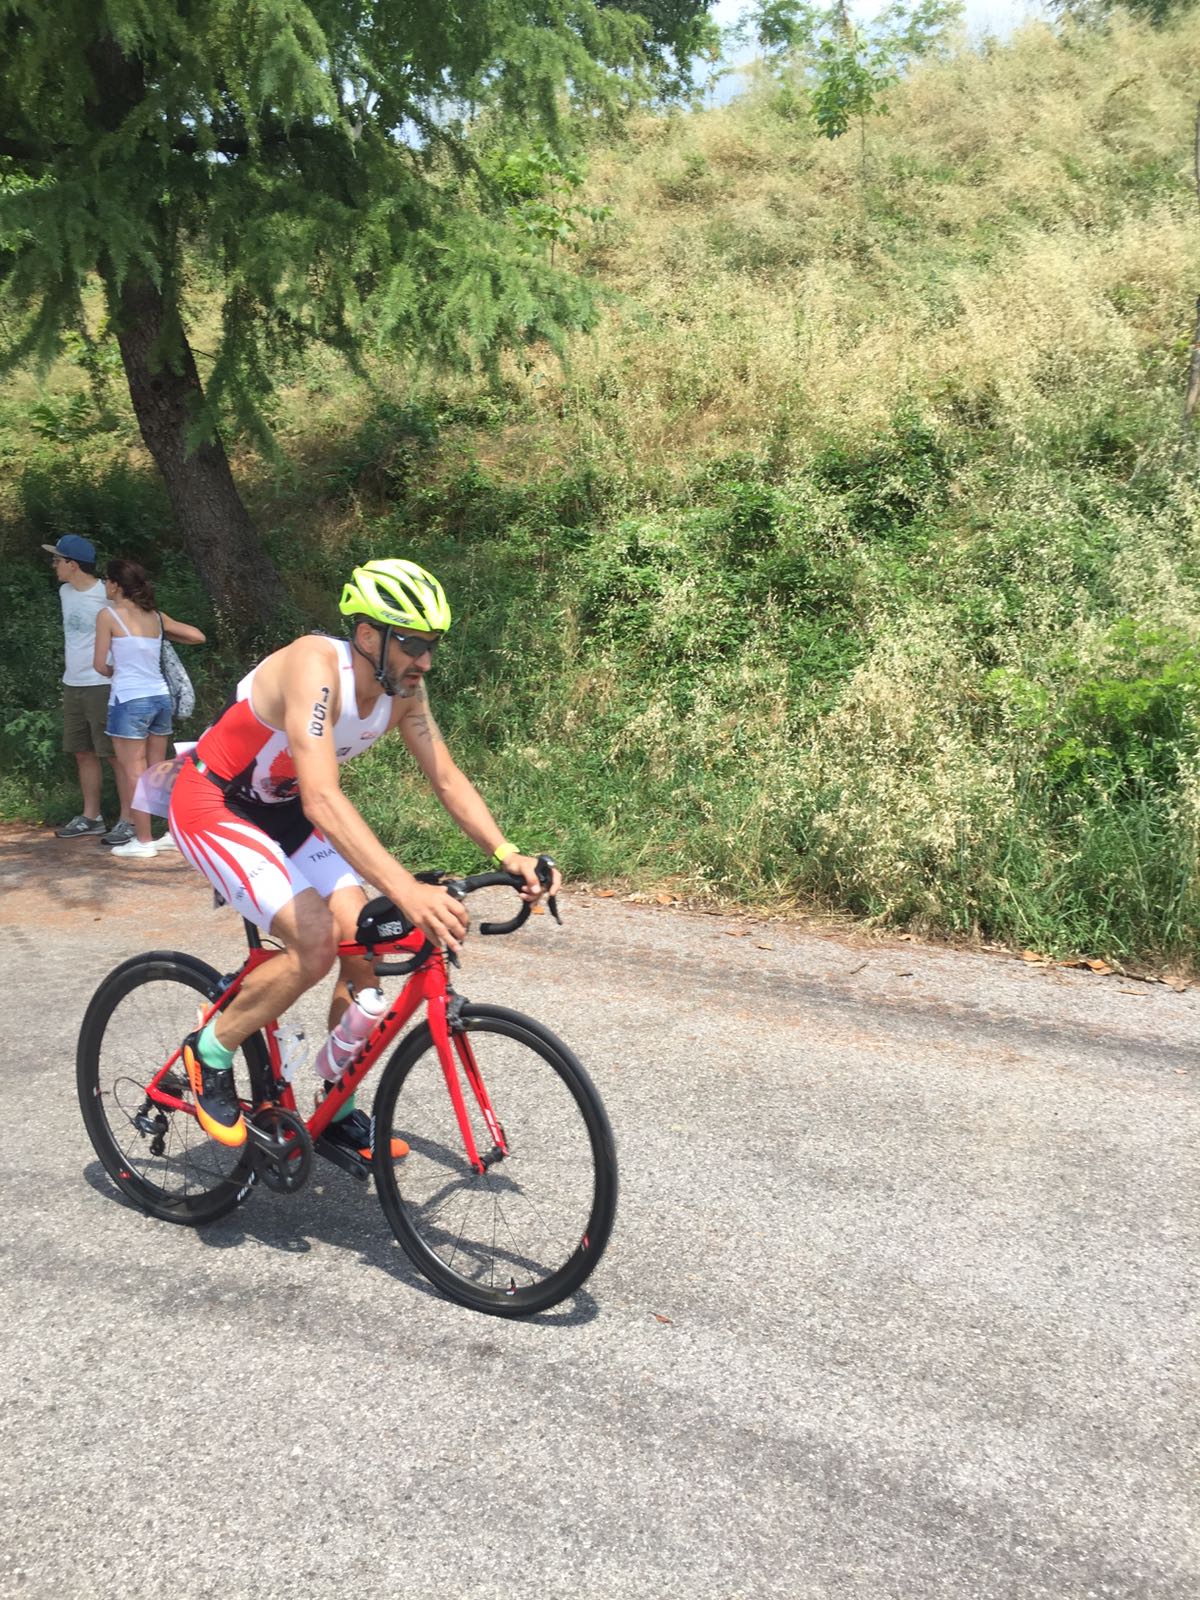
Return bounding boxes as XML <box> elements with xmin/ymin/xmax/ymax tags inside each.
<box><xmin>521</xmin><ymin>14</ymin><xmax>1200</xmax><ymax>473</ymax></box>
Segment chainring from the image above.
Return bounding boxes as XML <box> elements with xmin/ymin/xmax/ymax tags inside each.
<box><xmin>247</xmin><ymin>1105</ymin><xmax>313</xmax><ymax>1193</ymax></box>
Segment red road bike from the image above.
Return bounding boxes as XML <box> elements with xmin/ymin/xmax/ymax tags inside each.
<box><xmin>76</xmin><ymin>864</ymin><xmax>617</xmax><ymax>1316</ymax></box>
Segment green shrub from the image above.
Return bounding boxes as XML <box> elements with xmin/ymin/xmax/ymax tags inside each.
<box><xmin>810</xmin><ymin>415</ymin><xmax>952</xmax><ymax>542</ymax></box>
<box><xmin>14</xmin><ymin>456</ymin><xmax>169</xmax><ymax>554</ymax></box>
<box><xmin>1047</xmin><ymin>621</ymin><xmax>1200</xmax><ymax>796</ymax></box>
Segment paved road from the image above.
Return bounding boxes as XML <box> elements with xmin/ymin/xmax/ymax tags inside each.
<box><xmin>0</xmin><ymin>823</ymin><xmax>1195</xmax><ymax>1600</ymax></box>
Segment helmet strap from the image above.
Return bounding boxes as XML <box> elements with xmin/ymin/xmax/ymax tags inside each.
<box><xmin>351</xmin><ymin>623</ymin><xmax>399</xmax><ymax>695</ymax></box>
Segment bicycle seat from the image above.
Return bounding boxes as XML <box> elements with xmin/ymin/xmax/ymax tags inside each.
<box><xmin>356</xmin><ymin>896</ymin><xmax>413</xmax><ymax>948</ymax></box>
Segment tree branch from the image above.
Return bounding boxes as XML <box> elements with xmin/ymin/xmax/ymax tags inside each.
<box><xmin>0</xmin><ymin>135</ymin><xmax>53</xmax><ymax>162</ymax></box>
<box><xmin>0</xmin><ymin>122</ymin><xmax>326</xmax><ymax>164</ymax></box>
<box><xmin>175</xmin><ymin>120</ymin><xmax>321</xmax><ymax>157</ymax></box>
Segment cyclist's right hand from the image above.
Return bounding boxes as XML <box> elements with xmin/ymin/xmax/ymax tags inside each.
<box><xmin>399</xmin><ymin>880</ymin><xmax>470</xmax><ymax>952</ymax></box>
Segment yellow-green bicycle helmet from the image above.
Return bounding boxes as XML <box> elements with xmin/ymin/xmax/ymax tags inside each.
<box><xmin>340</xmin><ymin>558</ymin><xmax>451</xmax><ymax>694</ymax></box>
<box><xmin>339</xmin><ymin>558</ymin><xmax>452</xmax><ymax>633</ymax></box>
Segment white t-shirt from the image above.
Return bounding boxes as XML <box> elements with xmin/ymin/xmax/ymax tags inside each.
<box><xmin>60</xmin><ymin>580</ymin><xmax>109</xmax><ymax>687</ymax></box>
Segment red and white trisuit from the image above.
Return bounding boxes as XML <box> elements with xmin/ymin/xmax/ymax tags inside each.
<box><xmin>169</xmin><ymin>638</ymin><xmax>391</xmax><ymax>933</ymax></box>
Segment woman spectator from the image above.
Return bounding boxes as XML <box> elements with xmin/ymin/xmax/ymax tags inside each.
<box><xmin>93</xmin><ymin>558</ymin><xmax>205</xmax><ymax>859</ymax></box>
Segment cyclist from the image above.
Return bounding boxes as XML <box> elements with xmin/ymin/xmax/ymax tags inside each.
<box><xmin>168</xmin><ymin>557</ymin><xmax>559</xmax><ymax>1154</ymax></box>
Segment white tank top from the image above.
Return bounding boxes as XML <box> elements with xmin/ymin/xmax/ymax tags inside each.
<box><xmin>106</xmin><ymin>608</ymin><xmax>169</xmax><ymax>703</ymax></box>
<box><xmin>197</xmin><ymin>638</ymin><xmax>392</xmax><ymax>805</ymax></box>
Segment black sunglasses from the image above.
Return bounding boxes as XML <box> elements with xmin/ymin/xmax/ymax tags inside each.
<box><xmin>392</xmin><ymin>632</ymin><xmax>441</xmax><ymax>659</ymax></box>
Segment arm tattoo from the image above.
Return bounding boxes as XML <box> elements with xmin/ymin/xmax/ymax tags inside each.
<box><xmin>308</xmin><ymin>685</ymin><xmax>331</xmax><ymax>737</ymax></box>
<box><xmin>410</xmin><ymin>712</ymin><xmax>434</xmax><ymax>744</ymax></box>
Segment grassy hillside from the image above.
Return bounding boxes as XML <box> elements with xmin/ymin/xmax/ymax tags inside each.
<box><xmin>3</xmin><ymin>14</ymin><xmax>1199</xmax><ymax>965</ymax></box>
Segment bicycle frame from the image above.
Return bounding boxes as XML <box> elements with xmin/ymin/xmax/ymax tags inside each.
<box><xmin>140</xmin><ymin>922</ymin><xmax>506</xmax><ymax>1174</ymax></box>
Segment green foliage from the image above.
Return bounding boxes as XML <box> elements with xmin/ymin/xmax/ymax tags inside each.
<box><xmin>810</xmin><ymin>415</ymin><xmax>952</xmax><ymax>539</ymax></box>
<box><xmin>1051</xmin><ymin>0</ymin><xmax>1196</xmax><ymax>27</ymax></box>
<box><xmin>0</xmin><ymin>563</ymin><xmax>63</xmax><ymax>724</ymax></box>
<box><xmin>484</xmin><ymin>142</ymin><xmax>612</xmax><ymax>262</ymax></box>
<box><xmin>1046</xmin><ymin>622</ymin><xmax>1200</xmax><ymax>795</ymax></box>
<box><xmin>736</xmin><ymin>0</ymin><xmax>961</xmax><ymax>140</ymax></box>
<box><xmin>602</xmin><ymin>0</ymin><xmax>721</xmax><ymax>93</ymax></box>
<box><xmin>15</xmin><ymin>455</ymin><xmax>171</xmax><ymax>553</ymax></box>
<box><xmin>28</xmin><ymin>394</ymin><xmax>95</xmax><ymax>444</ymax></box>
<box><xmin>319</xmin><ymin>400</ymin><xmax>440</xmax><ymax>502</ymax></box>
<box><xmin>810</xmin><ymin>38</ymin><xmax>897</xmax><ymax>140</ymax></box>
<box><xmin>1</xmin><ymin>709</ymin><xmax>58</xmax><ymax>782</ymax></box>
<box><xmin>0</xmin><ymin>0</ymin><xmax>707</xmax><ymax>447</ymax></box>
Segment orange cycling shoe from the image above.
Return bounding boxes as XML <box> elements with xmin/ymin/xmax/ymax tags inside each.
<box><xmin>182</xmin><ymin>1031</ymin><xmax>247</xmax><ymax>1147</ymax></box>
<box><xmin>324</xmin><ymin>1107</ymin><xmax>408</xmax><ymax>1162</ymax></box>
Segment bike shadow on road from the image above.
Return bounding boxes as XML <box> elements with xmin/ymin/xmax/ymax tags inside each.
<box><xmin>80</xmin><ymin>1158</ymin><xmax>601</xmax><ymax>1329</ymax></box>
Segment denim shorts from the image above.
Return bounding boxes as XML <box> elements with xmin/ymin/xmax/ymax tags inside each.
<box><xmin>106</xmin><ymin>692</ymin><xmax>173</xmax><ymax>739</ymax></box>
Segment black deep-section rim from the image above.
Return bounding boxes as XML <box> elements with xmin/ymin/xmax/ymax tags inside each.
<box><xmin>76</xmin><ymin>951</ymin><xmax>261</xmax><ymax>1224</ymax></box>
<box><xmin>372</xmin><ymin>1003</ymin><xmax>618</xmax><ymax>1317</ymax></box>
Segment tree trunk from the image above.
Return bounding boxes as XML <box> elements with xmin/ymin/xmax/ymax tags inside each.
<box><xmin>108</xmin><ymin>267</ymin><xmax>288</xmax><ymax>627</ymax></box>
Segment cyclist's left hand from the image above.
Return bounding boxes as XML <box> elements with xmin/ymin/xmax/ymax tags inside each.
<box><xmin>505</xmin><ymin>851</ymin><xmax>561</xmax><ymax>903</ymax></box>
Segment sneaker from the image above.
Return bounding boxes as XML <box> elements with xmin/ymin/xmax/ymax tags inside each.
<box><xmin>154</xmin><ymin>832</ymin><xmax>179</xmax><ymax>852</ymax></box>
<box><xmin>100</xmin><ymin>820</ymin><xmax>135</xmax><ymax>846</ymax></box>
<box><xmin>181</xmin><ymin>1031</ymin><xmax>247</xmax><ymax>1147</ymax></box>
<box><xmin>323</xmin><ymin>1108</ymin><xmax>408</xmax><ymax>1162</ymax></box>
<box><xmin>55</xmin><ymin>815</ymin><xmax>106</xmax><ymax>838</ymax></box>
<box><xmin>111</xmin><ymin>838</ymin><xmax>158</xmax><ymax>859</ymax></box>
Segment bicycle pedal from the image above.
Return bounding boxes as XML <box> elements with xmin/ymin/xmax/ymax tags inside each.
<box><xmin>314</xmin><ymin>1134</ymin><xmax>371</xmax><ymax>1184</ymax></box>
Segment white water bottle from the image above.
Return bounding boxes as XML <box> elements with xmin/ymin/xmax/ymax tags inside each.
<box><xmin>313</xmin><ymin>986</ymin><xmax>387</xmax><ymax>1082</ymax></box>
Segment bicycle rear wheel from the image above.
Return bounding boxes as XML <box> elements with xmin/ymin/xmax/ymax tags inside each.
<box><xmin>373</xmin><ymin>1003</ymin><xmax>617</xmax><ymax>1317</ymax></box>
<box><xmin>77</xmin><ymin>951</ymin><xmax>262</xmax><ymax>1224</ymax></box>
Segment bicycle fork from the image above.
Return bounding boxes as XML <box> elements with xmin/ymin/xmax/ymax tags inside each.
<box><xmin>430</xmin><ymin>995</ymin><xmax>508</xmax><ymax>1175</ymax></box>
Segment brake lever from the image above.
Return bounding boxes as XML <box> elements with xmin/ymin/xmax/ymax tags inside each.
<box><xmin>536</xmin><ymin>854</ymin><xmax>562</xmax><ymax>925</ymax></box>
<box><xmin>444</xmin><ymin>880</ymin><xmax>467</xmax><ymax>965</ymax></box>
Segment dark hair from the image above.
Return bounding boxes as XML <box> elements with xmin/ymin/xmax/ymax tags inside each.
<box><xmin>105</xmin><ymin>558</ymin><xmax>156</xmax><ymax>611</ymax></box>
<box><xmin>77</xmin><ymin>560</ymin><xmax>98</xmax><ymax>577</ymax></box>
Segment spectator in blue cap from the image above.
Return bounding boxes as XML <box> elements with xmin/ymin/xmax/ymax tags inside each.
<box><xmin>42</xmin><ymin>534</ymin><xmax>116</xmax><ymax>838</ymax></box>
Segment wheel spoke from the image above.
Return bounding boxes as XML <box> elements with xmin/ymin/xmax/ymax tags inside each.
<box><xmin>374</xmin><ymin>1005</ymin><xmax>616</xmax><ymax>1314</ymax></box>
<box><xmin>78</xmin><ymin>955</ymin><xmax>258</xmax><ymax>1224</ymax></box>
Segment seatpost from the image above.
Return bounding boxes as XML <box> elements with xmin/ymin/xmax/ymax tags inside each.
<box><xmin>243</xmin><ymin>917</ymin><xmax>262</xmax><ymax>950</ymax></box>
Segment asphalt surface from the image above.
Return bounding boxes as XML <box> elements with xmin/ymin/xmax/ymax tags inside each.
<box><xmin>0</xmin><ymin>823</ymin><xmax>1196</xmax><ymax>1600</ymax></box>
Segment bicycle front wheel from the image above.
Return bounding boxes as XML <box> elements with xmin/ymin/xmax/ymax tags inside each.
<box><xmin>373</xmin><ymin>1003</ymin><xmax>617</xmax><ymax>1317</ymax></box>
<box><xmin>77</xmin><ymin>951</ymin><xmax>261</xmax><ymax>1225</ymax></box>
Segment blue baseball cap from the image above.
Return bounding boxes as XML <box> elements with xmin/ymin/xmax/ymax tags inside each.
<box><xmin>42</xmin><ymin>534</ymin><xmax>96</xmax><ymax>563</ymax></box>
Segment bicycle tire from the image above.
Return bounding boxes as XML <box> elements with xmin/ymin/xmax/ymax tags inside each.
<box><xmin>77</xmin><ymin>951</ymin><xmax>262</xmax><ymax>1225</ymax></box>
<box><xmin>372</xmin><ymin>1003</ymin><xmax>617</xmax><ymax>1316</ymax></box>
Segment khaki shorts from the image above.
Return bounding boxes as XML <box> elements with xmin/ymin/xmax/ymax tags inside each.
<box><xmin>62</xmin><ymin>684</ymin><xmax>114</xmax><ymax>758</ymax></box>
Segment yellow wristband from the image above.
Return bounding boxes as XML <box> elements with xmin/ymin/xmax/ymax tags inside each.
<box><xmin>491</xmin><ymin>840</ymin><xmax>519</xmax><ymax>868</ymax></box>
